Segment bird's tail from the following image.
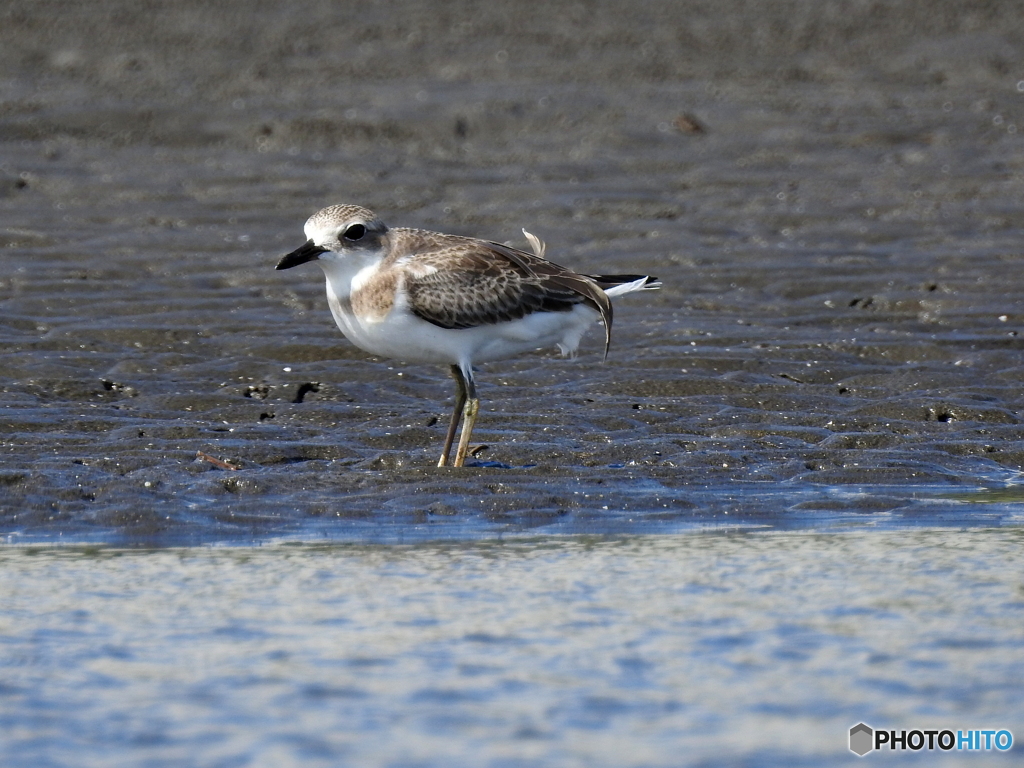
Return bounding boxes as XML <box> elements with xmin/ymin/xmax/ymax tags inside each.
<box><xmin>590</xmin><ymin>274</ymin><xmax>662</xmax><ymax>297</ymax></box>
<box><xmin>585</xmin><ymin>274</ymin><xmax>661</xmax><ymax>361</ymax></box>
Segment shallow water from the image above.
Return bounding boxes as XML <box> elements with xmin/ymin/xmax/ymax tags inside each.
<box><xmin>2</xmin><ymin>530</ymin><xmax>1022</xmax><ymax>767</ymax></box>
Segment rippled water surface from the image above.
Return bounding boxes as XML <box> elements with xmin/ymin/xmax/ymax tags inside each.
<box><xmin>3</xmin><ymin>531</ymin><xmax>1023</xmax><ymax>767</ymax></box>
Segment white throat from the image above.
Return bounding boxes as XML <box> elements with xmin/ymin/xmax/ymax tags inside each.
<box><xmin>316</xmin><ymin>247</ymin><xmax>386</xmax><ymax>301</ymax></box>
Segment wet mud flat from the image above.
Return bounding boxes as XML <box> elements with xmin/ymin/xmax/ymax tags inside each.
<box><xmin>3</xmin><ymin>1</ymin><xmax>1024</xmax><ymax>543</ymax></box>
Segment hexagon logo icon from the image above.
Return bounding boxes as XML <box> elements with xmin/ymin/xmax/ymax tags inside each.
<box><xmin>850</xmin><ymin>723</ymin><xmax>874</xmax><ymax>756</ymax></box>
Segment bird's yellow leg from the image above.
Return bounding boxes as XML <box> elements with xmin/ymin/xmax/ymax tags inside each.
<box><xmin>453</xmin><ymin>396</ymin><xmax>480</xmax><ymax>468</ymax></box>
<box><xmin>438</xmin><ymin>365</ymin><xmax>468</xmax><ymax>467</ymax></box>
<box><xmin>451</xmin><ymin>367</ymin><xmax>479</xmax><ymax>468</ymax></box>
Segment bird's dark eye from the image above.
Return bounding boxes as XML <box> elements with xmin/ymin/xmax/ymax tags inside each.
<box><xmin>343</xmin><ymin>224</ymin><xmax>366</xmax><ymax>241</ymax></box>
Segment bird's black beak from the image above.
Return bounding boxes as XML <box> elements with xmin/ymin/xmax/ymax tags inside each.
<box><xmin>276</xmin><ymin>240</ymin><xmax>328</xmax><ymax>270</ymax></box>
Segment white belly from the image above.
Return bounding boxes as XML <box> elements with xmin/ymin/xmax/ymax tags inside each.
<box><xmin>328</xmin><ymin>291</ymin><xmax>600</xmax><ymax>366</ymax></box>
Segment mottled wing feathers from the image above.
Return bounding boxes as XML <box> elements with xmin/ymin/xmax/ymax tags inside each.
<box><xmin>388</xmin><ymin>228</ymin><xmax>614</xmax><ymax>356</ymax></box>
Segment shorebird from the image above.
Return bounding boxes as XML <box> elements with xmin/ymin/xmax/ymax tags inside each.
<box><xmin>276</xmin><ymin>204</ymin><xmax>659</xmax><ymax>467</ymax></box>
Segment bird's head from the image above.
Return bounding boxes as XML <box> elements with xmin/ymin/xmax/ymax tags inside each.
<box><xmin>276</xmin><ymin>204</ymin><xmax>388</xmax><ymax>270</ymax></box>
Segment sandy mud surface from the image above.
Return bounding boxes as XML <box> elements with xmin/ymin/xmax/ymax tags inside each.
<box><xmin>2</xmin><ymin>1</ymin><xmax>1024</xmax><ymax>542</ymax></box>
